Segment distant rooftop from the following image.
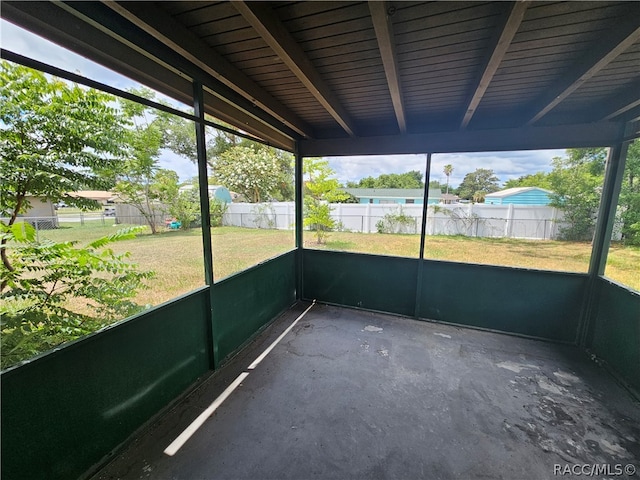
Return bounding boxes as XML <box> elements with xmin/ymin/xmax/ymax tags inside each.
<box><xmin>486</xmin><ymin>187</ymin><xmax>552</xmax><ymax>198</ymax></box>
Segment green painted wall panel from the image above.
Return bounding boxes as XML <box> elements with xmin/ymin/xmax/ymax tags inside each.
<box><xmin>419</xmin><ymin>261</ymin><xmax>586</xmax><ymax>342</ymax></box>
<box><xmin>303</xmin><ymin>250</ymin><xmax>583</xmax><ymax>342</ymax></box>
<box><xmin>590</xmin><ymin>279</ymin><xmax>640</xmax><ymax>393</ymax></box>
<box><xmin>1</xmin><ymin>288</ymin><xmax>211</xmax><ymax>480</ymax></box>
<box><xmin>303</xmin><ymin>250</ymin><xmax>418</xmax><ymax>316</ymax></box>
<box><xmin>212</xmin><ymin>252</ymin><xmax>296</xmax><ymax>363</ymax></box>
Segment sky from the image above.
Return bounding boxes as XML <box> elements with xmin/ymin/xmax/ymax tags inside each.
<box><xmin>1</xmin><ymin>19</ymin><xmax>566</xmax><ymax>188</ymax></box>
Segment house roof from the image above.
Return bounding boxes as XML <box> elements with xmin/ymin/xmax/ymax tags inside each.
<box><xmin>3</xmin><ymin>1</ymin><xmax>638</xmax><ymax>157</ymax></box>
<box><xmin>67</xmin><ymin>191</ymin><xmax>115</xmax><ymax>201</ymax></box>
<box><xmin>485</xmin><ymin>187</ymin><xmax>552</xmax><ymax>198</ymax></box>
<box><xmin>344</xmin><ymin>188</ymin><xmax>441</xmax><ymax>198</ymax></box>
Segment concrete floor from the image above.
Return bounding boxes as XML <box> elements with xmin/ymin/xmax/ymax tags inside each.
<box><xmin>93</xmin><ymin>303</ymin><xmax>640</xmax><ymax>480</ymax></box>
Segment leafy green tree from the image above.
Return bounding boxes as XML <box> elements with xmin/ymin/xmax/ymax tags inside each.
<box><xmin>0</xmin><ymin>222</ymin><xmax>153</xmax><ymax>368</ymax></box>
<box><xmin>503</xmin><ymin>172</ymin><xmax>552</xmax><ymax>190</ymax></box>
<box><xmin>346</xmin><ymin>170</ymin><xmax>424</xmax><ymax>189</ymax></box>
<box><xmin>458</xmin><ymin>168</ymin><xmax>500</xmax><ymax>201</ymax></box>
<box><xmin>548</xmin><ymin>148</ymin><xmax>607</xmax><ymax>241</ymax></box>
<box><xmin>303</xmin><ymin>158</ymin><xmax>349</xmax><ymax>243</ymax></box>
<box><xmin>0</xmin><ymin>60</ymin><xmax>127</xmax><ymax>282</ymax></box>
<box><xmin>443</xmin><ymin>164</ymin><xmax>453</xmax><ymax>194</ymax></box>
<box><xmin>112</xmin><ymin>91</ymin><xmax>180</xmax><ymax>233</ymax></box>
<box><xmin>168</xmin><ymin>185</ymin><xmax>200</xmax><ymax>230</ymax></box>
<box><xmin>166</xmin><ymin>122</ymin><xmax>294</xmax><ymax>201</ymax></box>
<box><xmin>211</xmin><ymin>145</ymin><xmax>283</xmax><ymax>202</ymax></box>
<box><xmin>618</xmin><ymin>139</ymin><xmax>640</xmax><ymax>244</ymax></box>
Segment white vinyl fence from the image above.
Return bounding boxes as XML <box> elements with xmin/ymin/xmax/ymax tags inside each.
<box><xmin>221</xmin><ymin>202</ymin><xmax>569</xmax><ymax>240</ymax></box>
<box><xmin>15</xmin><ymin>202</ymin><xmax>618</xmax><ymax>242</ymax></box>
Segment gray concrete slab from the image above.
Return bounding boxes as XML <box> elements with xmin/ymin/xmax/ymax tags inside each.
<box><xmin>92</xmin><ymin>303</ymin><xmax>640</xmax><ymax>480</ymax></box>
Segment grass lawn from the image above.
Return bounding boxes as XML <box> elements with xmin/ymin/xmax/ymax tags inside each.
<box><xmin>39</xmin><ymin>224</ymin><xmax>639</xmax><ymax>310</ymax></box>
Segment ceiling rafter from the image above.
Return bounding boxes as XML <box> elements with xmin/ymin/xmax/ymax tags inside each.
<box><xmin>369</xmin><ymin>1</ymin><xmax>406</xmax><ymax>134</ymax></box>
<box><xmin>102</xmin><ymin>1</ymin><xmax>313</xmax><ymax>139</ymax></box>
<box><xmin>234</xmin><ymin>1</ymin><xmax>358</xmax><ymax>137</ymax></box>
<box><xmin>525</xmin><ymin>11</ymin><xmax>640</xmax><ymax>126</ymax></box>
<box><xmin>460</xmin><ymin>1</ymin><xmax>529</xmax><ymax>130</ymax></box>
<box><xmin>594</xmin><ymin>81</ymin><xmax>640</xmax><ymax>122</ymax></box>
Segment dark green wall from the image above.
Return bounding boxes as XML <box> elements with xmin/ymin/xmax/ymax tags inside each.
<box><xmin>419</xmin><ymin>260</ymin><xmax>585</xmax><ymax>342</ymax></box>
<box><xmin>303</xmin><ymin>250</ymin><xmax>585</xmax><ymax>342</ymax></box>
<box><xmin>589</xmin><ymin>278</ymin><xmax>640</xmax><ymax>394</ymax></box>
<box><xmin>212</xmin><ymin>251</ymin><xmax>297</xmax><ymax>363</ymax></box>
<box><xmin>1</xmin><ymin>288</ymin><xmax>211</xmax><ymax>480</ymax></box>
<box><xmin>303</xmin><ymin>250</ymin><xmax>418</xmax><ymax>317</ymax></box>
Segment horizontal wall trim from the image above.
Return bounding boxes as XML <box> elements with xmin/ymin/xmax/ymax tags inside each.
<box><xmin>598</xmin><ymin>274</ymin><xmax>640</xmax><ymax>297</ymax></box>
<box><xmin>299</xmin><ymin>122</ymin><xmax>625</xmax><ymax>156</ymax></box>
<box><xmin>0</xmin><ymin>286</ymin><xmax>210</xmax><ymax>376</ymax></box>
<box><xmin>303</xmin><ymin>249</ymin><xmax>585</xmax><ymax>342</ymax></box>
<box><xmin>302</xmin><ymin>247</ymin><xmax>589</xmax><ymax>278</ymax></box>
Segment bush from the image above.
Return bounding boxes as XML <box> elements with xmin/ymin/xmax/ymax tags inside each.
<box><xmin>376</xmin><ymin>207</ymin><xmax>416</xmax><ymax>234</ymax></box>
<box><xmin>210</xmin><ymin>198</ymin><xmax>228</xmax><ymax>227</ymax></box>
<box><xmin>0</xmin><ymin>222</ymin><xmax>153</xmax><ymax>369</ymax></box>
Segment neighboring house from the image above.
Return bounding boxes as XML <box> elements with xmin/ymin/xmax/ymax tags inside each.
<box><xmin>8</xmin><ymin>195</ymin><xmax>58</xmax><ymax>228</ymax></box>
<box><xmin>485</xmin><ymin>187</ymin><xmax>553</xmax><ymax>205</ymax></box>
<box><xmin>67</xmin><ymin>190</ymin><xmax>116</xmax><ymax>205</ymax></box>
<box><xmin>178</xmin><ymin>185</ymin><xmax>232</xmax><ymax>204</ymax></box>
<box><xmin>440</xmin><ymin>193</ymin><xmax>460</xmax><ymax>204</ymax></box>
<box><xmin>343</xmin><ymin>188</ymin><xmax>442</xmax><ymax>205</ymax></box>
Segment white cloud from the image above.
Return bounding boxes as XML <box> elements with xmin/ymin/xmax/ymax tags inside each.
<box><xmin>327</xmin><ymin>149</ymin><xmax>566</xmax><ymax>188</ymax></box>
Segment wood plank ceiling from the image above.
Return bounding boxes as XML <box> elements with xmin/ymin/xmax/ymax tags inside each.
<box><xmin>2</xmin><ymin>1</ymin><xmax>639</xmax><ymax>155</ymax></box>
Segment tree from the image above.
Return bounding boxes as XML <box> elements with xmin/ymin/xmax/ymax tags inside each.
<box><xmin>346</xmin><ymin>170</ymin><xmax>424</xmax><ymax>189</ymax></box>
<box><xmin>548</xmin><ymin>148</ymin><xmax>607</xmax><ymax>241</ymax></box>
<box><xmin>457</xmin><ymin>168</ymin><xmax>500</xmax><ymax>201</ymax></box>
<box><xmin>0</xmin><ymin>222</ymin><xmax>153</xmax><ymax>368</ymax></box>
<box><xmin>443</xmin><ymin>164</ymin><xmax>453</xmax><ymax>194</ymax></box>
<box><xmin>303</xmin><ymin>158</ymin><xmax>349</xmax><ymax>243</ymax></box>
<box><xmin>0</xmin><ymin>60</ymin><xmax>127</xmax><ymax>284</ymax></box>
<box><xmin>112</xmin><ymin>89</ymin><xmax>179</xmax><ymax>233</ymax></box>
<box><xmin>504</xmin><ymin>172</ymin><xmax>552</xmax><ymax>190</ymax></box>
<box><xmin>618</xmin><ymin>139</ymin><xmax>640</xmax><ymax>245</ymax></box>
<box><xmin>166</xmin><ymin>122</ymin><xmax>295</xmax><ymax>201</ymax></box>
<box><xmin>210</xmin><ymin>145</ymin><xmax>283</xmax><ymax>202</ymax></box>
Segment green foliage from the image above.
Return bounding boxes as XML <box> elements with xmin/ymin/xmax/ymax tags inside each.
<box><xmin>457</xmin><ymin>168</ymin><xmax>500</xmax><ymax>201</ymax></box>
<box><xmin>112</xmin><ymin>90</ymin><xmax>178</xmax><ymax>234</ymax></box>
<box><xmin>549</xmin><ymin>148</ymin><xmax>607</xmax><ymax>241</ymax></box>
<box><xmin>443</xmin><ymin>164</ymin><xmax>454</xmax><ymax>194</ymax></box>
<box><xmin>0</xmin><ymin>60</ymin><xmax>126</xmax><ymax>220</ymax></box>
<box><xmin>303</xmin><ymin>158</ymin><xmax>349</xmax><ymax>243</ymax></box>
<box><xmin>210</xmin><ymin>198</ymin><xmax>228</xmax><ymax>227</ymax></box>
<box><xmin>166</xmin><ymin>123</ymin><xmax>295</xmax><ymax>201</ymax></box>
<box><xmin>252</xmin><ymin>204</ymin><xmax>277</xmax><ymax>229</ymax></box>
<box><xmin>346</xmin><ymin>170</ymin><xmax>424</xmax><ymax>189</ymax></box>
<box><xmin>503</xmin><ymin>172</ymin><xmax>552</xmax><ymax>190</ymax></box>
<box><xmin>618</xmin><ymin>139</ymin><xmax>640</xmax><ymax>245</ymax></box>
<box><xmin>211</xmin><ymin>145</ymin><xmax>283</xmax><ymax>202</ymax></box>
<box><xmin>0</xmin><ymin>222</ymin><xmax>153</xmax><ymax>369</ymax></box>
<box><xmin>376</xmin><ymin>207</ymin><xmax>416</xmax><ymax>234</ymax></box>
<box><xmin>0</xmin><ymin>60</ymin><xmax>128</xmax><ymax>283</ymax></box>
<box><xmin>303</xmin><ymin>200</ymin><xmax>334</xmax><ymax>244</ymax></box>
<box><xmin>170</xmin><ymin>186</ymin><xmax>201</xmax><ymax>230</ymax></box>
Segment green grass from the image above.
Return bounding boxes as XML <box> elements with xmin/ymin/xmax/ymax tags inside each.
<box><xmin>37</xmin><ymin>224</ymin><xmax>639</xmax><ymax>310</ymax></box>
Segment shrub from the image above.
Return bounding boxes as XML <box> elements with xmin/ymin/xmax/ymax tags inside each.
<box><xmin>0</xmin><ymin>222</ymin><xmax>153</xmax><ymax>369</ymax></box>
<box><xmin>376</xmin><ymin>207</ymin><xmax>416</xmax><ymax>234</ymax></box>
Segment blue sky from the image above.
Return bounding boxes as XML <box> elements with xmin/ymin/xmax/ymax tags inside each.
<box><xmin>2</xmin><ymin>19</ymin><xmax>565</xmax><ymax>187</ymax></box>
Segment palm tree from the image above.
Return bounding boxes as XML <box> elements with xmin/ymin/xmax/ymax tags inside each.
<box><xmin>443</xmin><ymin>164</ymin><xmax>453</xmax><ymax>194</ymax></box>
